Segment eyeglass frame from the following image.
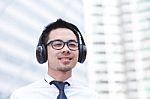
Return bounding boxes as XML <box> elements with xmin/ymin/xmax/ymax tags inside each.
<box><xmin>46</xmin><ymin>39</ymin><xmax>79</xmax><ymax>51</ymax></box>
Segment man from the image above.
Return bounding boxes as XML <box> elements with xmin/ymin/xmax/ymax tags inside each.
<box><xmin>10</xmin><ymin>19</ymin><xmax>100</xmax><ymax>99</ymax></box>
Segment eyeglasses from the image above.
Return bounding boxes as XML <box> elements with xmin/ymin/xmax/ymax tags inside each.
<box><xmin>46</xmin><ymin>39</ymin><xmax>78</xmax><ymax>51</ymax></box>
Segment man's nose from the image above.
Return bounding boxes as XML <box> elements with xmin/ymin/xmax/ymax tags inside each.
<box><xmin>63</xmin><ymin>44</ymin><xmax>70</xmax><ymax>50</ymax></box>
<box><xmin>61</xmin><ymin>44</ymin><xmax>70</xmax><ymax>53</ymax></box>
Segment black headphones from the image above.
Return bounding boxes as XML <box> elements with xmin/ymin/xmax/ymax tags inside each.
<box><xmin>36</xmin><ymin>19</ymin><xmax>87</xmax><ymax>64</ymax></box>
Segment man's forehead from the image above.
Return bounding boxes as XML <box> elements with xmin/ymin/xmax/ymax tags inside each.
<box><xmin>49</xmin><ymin>28</ymin><xmax>76</xmax><ymax>38</ymax></box>
<box><xmin>49</xmin><ymin>28</ymin><xmax>75</xmax><ymax>35</ymax></box>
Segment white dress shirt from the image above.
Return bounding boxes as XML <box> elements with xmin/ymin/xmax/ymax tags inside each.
<box><xmin>10</xmin><ymin>74</ymin><xmax>100</xmax><ymax>99</ymax></box>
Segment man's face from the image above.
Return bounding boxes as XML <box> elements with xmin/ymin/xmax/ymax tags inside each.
<box><xmin>47</xmin><ymin>28</ymin><xmax>79</xmax><ymax>72</ymax></box>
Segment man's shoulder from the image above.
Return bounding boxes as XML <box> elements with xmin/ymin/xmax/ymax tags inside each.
<box><xmin>17</xmin><ymin>79</ymin><xmax>46</xmax><ymax>90</ymax></box>
<box><xmin>71</xmin><ymin>82</ymin><xmax>100</xmax><ymax>98</ymax></box>
<box><xmin>21</xmin><ymin>79</ymin><xmax>44</xmax><ymax>88</ymax></box>
<box><xmin>76</xmin><ymin>85</ymin><xmax>98</xmax><ymax>94</ymax></box>
<box><xmin>9</xmin><ymin>79</ymin><xmax>46</xmax><ymax>99</ymax></box>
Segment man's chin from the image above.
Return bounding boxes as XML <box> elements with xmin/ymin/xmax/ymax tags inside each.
<box><xmin>58</xmin><ymin>66</ymin><xmax>72</xmax><ymax>72</ymax></box>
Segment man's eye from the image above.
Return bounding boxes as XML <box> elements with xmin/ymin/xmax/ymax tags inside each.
<box><xmin>69</xmin><ymin>44</ymin><xmax>75</xmax><ymax>47</ymax></box>
<box><xmin>69</xmin><ymin>43</ymin><xmax>77</xmax><ymax>48</ymax></box>
<box><xmin>53</xmin><ymin>43</ymin><xmax>62</xmax><ymax>47</ymax></box>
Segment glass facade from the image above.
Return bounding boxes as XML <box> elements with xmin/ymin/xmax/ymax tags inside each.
<box><xmin>84</xmin><ymin>0</ymin><xmax>150</xmax><ymax>99</ymax></box>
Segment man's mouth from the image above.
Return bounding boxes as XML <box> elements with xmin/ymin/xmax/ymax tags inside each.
<box><xmin>58</xmin><ymin>57</ymin><xmax>72</xmax><ymax>60</ymax></box>
<box><xmin>58</xmin><ymin>57</ymin><xmax>72</xmax><ymax>64</ymax></box>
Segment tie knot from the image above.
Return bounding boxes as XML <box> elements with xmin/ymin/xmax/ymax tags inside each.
<box><xmin>50</xmin><ymin>80</ymin><xmax>70</xmax><ymax>91</ymax></box>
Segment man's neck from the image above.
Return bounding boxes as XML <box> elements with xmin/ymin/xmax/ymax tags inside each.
<box><xmin>48</xmin><ymin>70</ymin><xmax>72</xmax><ymax>81</ymax></box>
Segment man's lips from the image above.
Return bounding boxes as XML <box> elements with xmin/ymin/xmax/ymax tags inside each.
<box><xmin>58</xmin><ymin>57</ymin><xmax>72</xmax><ymax>64</ymax></box>
<box><xmin>58</xmin><ymin>57</ymin><xmax>72</xmax><ymax>60</ymax></box>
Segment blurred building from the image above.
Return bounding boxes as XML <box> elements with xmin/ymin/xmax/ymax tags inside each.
<box><xmin>84</xmin><ymin>0</ymin><xmax>150</xmax><ymax>99</ymax></box>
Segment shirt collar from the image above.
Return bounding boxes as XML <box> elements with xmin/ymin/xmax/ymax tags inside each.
<box><xmin>44</xmin><ymin>73</ymin><xmax>73</xmax><ymax>85</ymax></box>
<box><xmin>44</xmin><ymin>73</ymin><xmax>55</xmax><ymax>83</ymax></box>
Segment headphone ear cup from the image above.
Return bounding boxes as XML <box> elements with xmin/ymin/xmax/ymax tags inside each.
<box><xmin>36</xmin><ymin>44</ymin><xmax>47</xmax><ymax>64</ymax></box>
<box><xmin>78</xmin><ymin>44</ymin><xmax>87</xmax><ymax>63</ymax></box>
